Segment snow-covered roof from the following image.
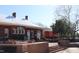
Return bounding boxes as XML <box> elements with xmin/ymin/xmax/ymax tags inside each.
<box><xmin>35</xmin><ymin>23</ymin><xmax>52</xmax><ymax>31</ymax></box>
<box><xmin>43</xmin><ymin>27</ymin><xmax>52</xmax><ymax>31</ymax></box>
<box><xmin>0</xmin><ymin>16</ymin><xmax>44</xmax><ymax>29</ymax></box>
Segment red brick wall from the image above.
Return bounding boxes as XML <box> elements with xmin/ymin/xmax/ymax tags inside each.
<box><xmin>26</xmin><ymin>42</ymin><xmax>49</xmax><ymax>53</ymax></box>
<box><xmin>0</xmin><ymin>42</ymin><xmax>49</xmax><ymax>53</ymax></box>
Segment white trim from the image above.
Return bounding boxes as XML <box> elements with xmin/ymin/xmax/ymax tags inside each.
<box><xmin>27</xmin><ymin>30</ymin><xmax>30</xmax><ymax>40</ymax></box>
<box><xmin>37</xmin><ymin>31</ymin><xmax>41</xmax><ymax>40</ymax></box>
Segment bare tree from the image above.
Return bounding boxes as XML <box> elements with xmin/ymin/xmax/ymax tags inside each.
<box><xmin>55</xmin><ymin>5</ymin><xmax>72</xmax><ymax>37</ymax></box>
<box><xmin>54</xmin><ymin>5</ymin><xmax>79</xmax><ymax>39</ymax></box>
<box><xmin>55</xmin><ymin>5</ymin><xmax>72</xmax><ymax>21</ymax></box>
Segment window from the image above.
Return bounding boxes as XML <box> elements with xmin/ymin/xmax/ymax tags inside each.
<box><xmin>17</xmin><ymin>27</ymin><xmax>25</xmax><ymax>34</ymax></box>
<box><xmin>4</xmin><ymin>28</ymin><xmax>8</xmax><ymax>34</ymax></box>
<box><xmin>30</xmin><ymin>30</ymin><xmax>34</xmax><ymax>39</ymax></box>
<box><xmin>12</xmin><ymin>27</ymin><xmax>25</xmax><ymax>35</ymax></box>
<box><xmin>4</xmin><ymin>28</ymin><xmax>9</xmax><ymax>38</ymax></box>
<box><xmin>12</xmin><ymin>28</ymin><xmax>16</xmax><ymax>34</ymax></box>
<box><xmin>0</xmin><ymin>28</ymin><xmax>4</xmax><ymax>34</ymax></box>
<box><xmin>17</xmin><ymin>27</ymin><xmax>20</xmax><ymax>34</ymax></box>
<box><xmin>22</xmin><ymin>29</ymin><xmax>25</xmax><ymax>34</ymax></box>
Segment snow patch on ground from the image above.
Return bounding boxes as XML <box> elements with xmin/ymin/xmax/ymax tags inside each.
<box><xmin>49</xmin><ymin>43</ymin><xmax>58</xmax><ymax>47</ymax></box>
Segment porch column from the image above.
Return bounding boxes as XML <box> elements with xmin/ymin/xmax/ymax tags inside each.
<box><xmin>37</xmin><ymin>31</ymin><xmax>41</xmax><ymax>40</ymax></box>
<box><xmin>27</xmin><ymin>30</ymin><xmax>30</xmax><ymax>40</ymax></box>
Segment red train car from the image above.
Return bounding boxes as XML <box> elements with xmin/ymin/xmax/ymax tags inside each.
<box><xmin>43</xmin><ymin>31</ymin><xmax>58</xmax><ymax>42</ymax></box>
<box><xmin>44</xmin><ymin>31</ymin><xmax>58</xmax><ymax>38</ymax></box>
<box><xmin>42</xmin><ymin>27</ymin><xmax>58</xmax><ymax>42</ymax></box>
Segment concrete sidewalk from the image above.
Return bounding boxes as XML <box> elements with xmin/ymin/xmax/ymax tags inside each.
<box><xmin>57</xmin><ymin>47</ymin><xmax>79</xmax><ymax>53</ymax></box>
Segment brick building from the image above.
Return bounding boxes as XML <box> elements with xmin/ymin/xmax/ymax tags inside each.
<box><xmin>0</xmin><ymin>12</ymin><xmax>43</xmax><ymax>41</ymax></box>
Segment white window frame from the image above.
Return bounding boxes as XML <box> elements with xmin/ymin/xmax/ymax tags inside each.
<box><xmin>16</xmin><ymin>27</ymin><xmax>25</xmax><ymax>35</ymax></box>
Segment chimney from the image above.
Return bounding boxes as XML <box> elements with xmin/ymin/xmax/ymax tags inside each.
<box><xmin>25</xmin><ymin>16</ymin><xmax>28</xmax><ymax>20</ymax></box>
<box><xmin>12</xmin><ymin>12</ymin><xmax>16</xmax><ymax>18</ymax></box>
